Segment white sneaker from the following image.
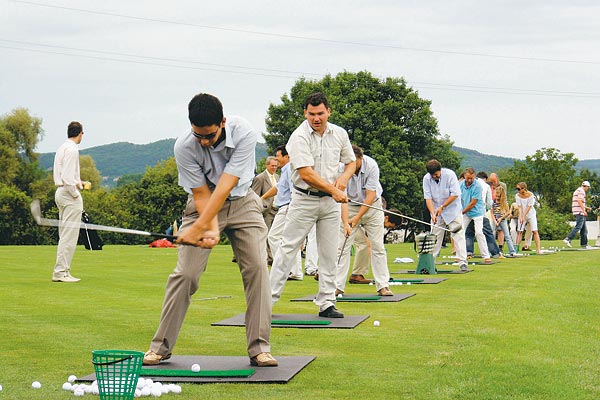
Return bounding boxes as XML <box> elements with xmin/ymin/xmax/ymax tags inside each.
<box><xmin>52</xmin><ymin>275</ymin><xmax>80</xmax><ymax>283</ymax></box>
<box><xmin>563</xmin><ymin>238</ymin><xmax>572</xmax><ymax>248</ymax></box>
<box><xmin>583</xmin><ymin>245</ymin><xmax>594</xmax><ymax>250</ymax></box>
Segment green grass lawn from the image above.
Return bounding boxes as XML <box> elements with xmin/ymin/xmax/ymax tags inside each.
<box><xmin>1</xmin><ymin>242</ymin><xmax>599</xmax><ymax>399</ymax></box>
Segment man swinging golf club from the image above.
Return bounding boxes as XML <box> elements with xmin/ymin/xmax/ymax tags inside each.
<box><xmin>422</xmin><ymin>160</ymin><xmax>468</xmax><ymax>271</ymax></box>
<box><xmin>143</xmin><ymin>93</ymin><xmax>277</xmax><ymax>367</ymax></box>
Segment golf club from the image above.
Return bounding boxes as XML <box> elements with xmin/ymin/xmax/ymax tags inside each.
<box><xmin>348</xmin><ymin>200</ymin><xmax>454</xmax><ymax>233</ymax></box>
<box><xmin>30</xmin><ymin>200</ymin><xmax>177</xmax><ymax>240</ymax></box>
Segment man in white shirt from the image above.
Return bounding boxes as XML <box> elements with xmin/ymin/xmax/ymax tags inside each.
<box><xmin>52</xmin><ymin>121</ymin><xmax>85</xmax><ymax>283</ymax></box>
<box><xmin>270</xmin><ymin>92</ymin><xmax>355</xmax><ymax>318</ymax></box>
<box><xmin>335</xmin><ymin>145</ymin><xmax>393</xmax><ymax>297</ymax></box>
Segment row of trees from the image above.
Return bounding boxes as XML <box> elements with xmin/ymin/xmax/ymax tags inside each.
<box><xmin>1</xmin><ymin>71</ymin><xmax>597</xmax><ymax>245</ymax></box>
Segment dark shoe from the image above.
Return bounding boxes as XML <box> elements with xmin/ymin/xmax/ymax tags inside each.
<box><xmin>319</xmin><ymin>305</ymin><xmax>344</xmax><ymax>318</ymax></box>
<box><xmin>313</xmin><ymin>272</ymin><xmax>319</xmax><ymax>281</ymax></box>
<box><xmin>335</xmin><ymin>289</ymin><xmax>344</xmax><ymax>296</ymax></box>
<box><xmin>232</xmin><ymin>257</ymin><xmax>237</xmax><ymax>263</ymax></box>
<box><xmin>349</xmin><ymin>274</ymin><xmax>371</xmax><ymax>284</ymax></box>
<box><xmin>143</xmin><ymin>351</ymin><xmax>172</xmax><ymax>365</ymax></box>
<box><xmin>250</xmin><ymin>352</ymin><xmax>278</xmax><ymax>367</ymax></box>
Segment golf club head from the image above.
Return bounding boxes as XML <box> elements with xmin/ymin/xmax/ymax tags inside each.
<box><xmin>30</xmin><ymin>199</ymin><xmax>42</xmax><ymax>224</ymax></box>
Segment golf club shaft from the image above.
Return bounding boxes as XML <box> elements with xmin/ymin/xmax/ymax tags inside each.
<box><xmin>30</xmin><ymin>199</ymin><xmax>177</xmax><ymax>240</ymax></box>
<box><xmin>37</xmin><ymin>217</ymin><xmax>177</xmax><ymax>240</ymax></box>
<box><xmin>348</xmin><ymin>200</ymin><xmax>452</xmax><ymax>233</ymax></box>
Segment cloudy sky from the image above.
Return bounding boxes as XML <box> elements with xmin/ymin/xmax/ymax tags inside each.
<box><xmin>1</xmin><ymin>0</ymin><xmax>599</xmax><ymax>160</ymax></box>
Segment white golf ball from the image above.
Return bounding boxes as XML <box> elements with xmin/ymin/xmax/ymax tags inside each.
<box><xmin>68</xmin><ymin>375</ymin><xmax>77</xmax><ymax>383</ymax></box>
<box><xmin>151</xmin><ymin>387</ymin><xmax>162</xmax><ymax>397</ymax></box>
<box><xmin>32</xmin><ymin>381</ymin><xmax>42</xmax><ymax>389</ymax></box>
<box><xmin>170</xmin><ymin>384</ymin><xmax>182</xmax><ymax>394</ymax></box>
<box><xmin>407</xmin><ymin>282</ymin><xmax>412</xmax><ymax>285</ymax></box>
<box><xmin>373</xmin><ymin>320</ymin><xmax>380</xmax><ymax>327</ymax></box>
<box><xmin>337</xmin><ymin>293</ymin><xmax>343</xmax><ymax>298</ymax></box>
<box><xmin>0</xmin><ymin>384</ymin><xmax>3</xmax><ymax>392</ymax></box>
<box><xmin>74</xmin><ymin>388</ymin><xmax>85</xmax><ymax>397</ymax></box>
<box><xmin>191</xmin><ymin>363</ymin><xmax>201</xmax><ymax>373</ymax></box>
<box><xmin>62</xmin><ymin>382</ymin><xmax>72</xmax><ymax>391</ymax></box>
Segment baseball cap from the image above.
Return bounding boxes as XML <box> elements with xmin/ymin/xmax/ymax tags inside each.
<box><xmin>582</xmin><ymin>181</ymin><xmax>591</xmax><ymax>187</ymax></box>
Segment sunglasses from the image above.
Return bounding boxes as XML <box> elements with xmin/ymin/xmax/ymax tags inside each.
<box><xmin>191</xmin><ymin>127</ymin><xmax>219</xmax><ymax>141</ymax></box>
<box><xmin>516</xmin><ymin>187</ymin><xmax>524</xmax><ymax>191</ymax></box>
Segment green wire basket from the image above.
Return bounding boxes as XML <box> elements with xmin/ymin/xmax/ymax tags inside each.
<box><xmin>92</xmin><ymin>350</ymin><xmax>144</xmax><ymax>399</ymax></box>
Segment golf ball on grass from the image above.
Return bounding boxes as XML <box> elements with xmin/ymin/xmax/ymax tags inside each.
<box><xmin>373</xmin><ymin>320</ymin><xmax>380</xmax><ymax>327</ymax></box>
<box><xmin>0</xmin><ymin>384</ymin><xmax>3</xmax><ymax>392</ymax></box>
<box><xmin>62</xmin><ymin>382</ymin><xmax>72</xmax><ymax>391</ymax></box>
<box><xmin>31</xmin><ymin>381</ymin><xmax>41</xmax><ymax>389</ymax></box>
<box><xmin>68</xmin><ymin>374</ymin><xmax>77</xmax><ymax>383</ymax></box>
<box><xmin>191</xmin><ymin>363</ymin><xmax>201</xmax><ymax>372</ymax></box>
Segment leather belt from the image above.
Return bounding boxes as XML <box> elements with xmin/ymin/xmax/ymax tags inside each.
<box><xmin>273</xmin><ymin>202</ymin><xmax>289</xmax><ymax>211</ymax></box>
<box><xmin>293</xmin><ymin>185</ymin><xmax>331</xmax><ymax>198</ymax></box>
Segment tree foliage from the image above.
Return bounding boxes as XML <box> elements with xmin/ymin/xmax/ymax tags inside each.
<box><xmin>264</xmin><ymin>71</ymin><xmax>461</xmax><ymax>216</ymax></box>
<box><xmin>500</xmin><ymin>148</ymin><xmax>579</xmax><ymax>212</ymax></box>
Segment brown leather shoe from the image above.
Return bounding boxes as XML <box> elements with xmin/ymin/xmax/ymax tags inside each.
<box><xmin>335</xmin><ymin>289</ymin><xmax>344</xmax><ymax>296</ymax></box>
<box><xmin>143</xmin><ymin>351</ymin><xmax>172</xmax><ymax>365</ymax></box>
<box><xmin>313</xmin><ymin>272</ymin><xmax>319</xmax><ymax>281</ymax></box>
<box><xmin>377</xmin><ymin>287</ymin><xmax>394</xmax><ymax>296</ymax></box>
<box><xmin>349</xmin><ymin>274</ymin><xmax>372</xmax><ymax>284</ymax></box>
<box><xmin>250</xmin><ymin>352</ymin><xmax>278</xmax><ymax>367</ymax></box>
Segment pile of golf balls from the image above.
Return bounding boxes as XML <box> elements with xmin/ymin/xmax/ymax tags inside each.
<box><xmin>58</xmin><ymin>376</ymin><xmax>183</xmax><ymax>397</ymax></box>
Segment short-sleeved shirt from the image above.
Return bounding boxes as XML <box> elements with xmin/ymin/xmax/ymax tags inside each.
<box><xmin>460</xmin><ymin>180</ymin><xmax>486</xmax><ymax>218</ymax></box>
<box><xmin>422</xmin><ymin>168</ymin><xmax>462</xmax><ymax>223</ymax></box>
<box><xmin>516</xmin><ymin>194</ymin><xmax>536</xmax><ymax>218</ymax></box>
<box><xmin>286</xmin><ymin>120</ymin><xmax>355</xmax><ymax>189</ymax></box>
<box><xmin>342</xmin><ymin>154</ymin><xmax>383</xmax><ymax>203</ymax></box>
<box><xmin>571</xmin><ymin>187</ymin><xmax>586</xmax><ymax>215</ymax></box>
<box><xmin>174</xmin><ymin>115</ymin><xmax>257</xmax><ymax>199</ymax></box>
<box><xmin>274</xmin><ymin>163</ymin><xmax>292</xmax><ymax>207</ymax></box>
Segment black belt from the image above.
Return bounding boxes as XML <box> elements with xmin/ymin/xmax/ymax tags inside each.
<box><xmin>293</xmin><ymin>185</ymin><xmax>331</xmax><ymax>198</ymax></box>
<box><xmin>273</xmin><ymin>202</ymin><xmax>289</xmax><ymax>211</ymax></box>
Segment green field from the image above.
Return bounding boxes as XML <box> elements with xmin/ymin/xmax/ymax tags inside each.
<box><xmin>1</xmin><ymin>243</ymin><xmax>599</xmax><ymax>399</ymax></box>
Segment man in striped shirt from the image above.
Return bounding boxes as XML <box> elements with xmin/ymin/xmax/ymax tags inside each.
<box><xmin>563</xmin><ymin>181</ymin><xmax>592</xmax><ymax>248</ymax></box>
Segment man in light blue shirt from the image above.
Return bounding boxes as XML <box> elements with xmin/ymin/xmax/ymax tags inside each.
<box><xmin>423</xmin><ymin>159</ymin><xmax>467</xmax><ymax>270</ymax></box>
<box><xmin>460</xmin><ymin>167</ymin><xmax>491</xmax><ymax>262</ymax></box>
<box><xmin>266</xmin><ymin>145</ymin><xmax>304</xmax><ymax>280</ymax></box>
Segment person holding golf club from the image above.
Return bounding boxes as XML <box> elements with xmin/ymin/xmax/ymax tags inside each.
<box><xmin>334</xmin><ymin>145</ymin><xmax>393</xmax><ymax>297</ymax></box>
<box><xmin>270</xmin><ymin>92</ymin><xmax>356</xmax><ymax>319</ymax></box>
<box><xmin>144</xmin><ymin>93</ymin><xmax>277</xmax><ymax>367</ymax></box>
<box><xmin>52</xmin><ymin>121</ymin><xmax>85</xmax><ymax>283</ymax></box>
<box><xmin>423</xmin><ymin>159</ymin><xmax>469</xmax><ymax>271</ymax></box>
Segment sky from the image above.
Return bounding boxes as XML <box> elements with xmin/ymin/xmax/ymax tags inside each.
<box><xmin>1</xmin><ymin>0</ymin><xmax>599</xmax><ymax>160</ymax></box>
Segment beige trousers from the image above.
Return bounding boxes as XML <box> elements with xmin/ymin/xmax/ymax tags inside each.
<box><xmin>53</xmin><ymin>187</ymin><xmax>83</xmax><ymax>278</ymax></box>
<box><xmin>149</xmin><ymin>191</ymin><xmax>272</xmax><ymax>358</ymax></box>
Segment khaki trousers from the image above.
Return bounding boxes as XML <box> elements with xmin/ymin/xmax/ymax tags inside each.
<box><xmin>150</xmin><ymin>191</ymin><xmax>272</xmax><ymax>358</ymax></box>
<box><xmin>53</xmin><ymin>187</ymin><xmax>83</xmax><ymax>278</ymax></box>
<box><xmin>336</xmin><ymin>199</ymin><xmax>390</xmax><ymax>292</ymax></box>
<box><xmin>270</xmin><ymin>191</ymin><xmax>340</xmax><ymax>312</ymax></box>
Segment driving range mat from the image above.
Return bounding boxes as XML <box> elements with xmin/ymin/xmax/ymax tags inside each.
<box><xmin>393</xmin><ymin>268</ymin><xmax>473</xmax><ymax>274</ymax></box>
<box><xmin>388</xmin><ymin>278</ymin><xmax>447</xmax><ymax>284</ymax></box>
<box><xmin>78</xmin><ymin>355</ymin><xmax>315</xmax><ymax>384</ymax></box>
<box><xmin>212</xmin><ymin>313</ymin><xmax>369</xmax><ymax>328</ymax></box>
<box><xmin>291</xmin><ymin>293</ymin><xmax>415</xmax><ymax>302</ymax></box>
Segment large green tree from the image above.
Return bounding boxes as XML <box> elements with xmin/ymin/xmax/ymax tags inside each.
<box><xmin>501</xmin><ymin>148</ymin><xmax>579</xmax><ymax>212</ymax></box>
<box><xmin>264</xmin><ymin>71</ymin><xmax>461</xmax><ymax>217</ymax></box>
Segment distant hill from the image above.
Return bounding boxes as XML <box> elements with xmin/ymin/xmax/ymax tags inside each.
<box><xmin>39</xmin><ymin>140</ymin><xmax>269</xmax><ymax>187</ymax></box>
<box><xmin>39</xmin><ymin>141</ymin><xmax>596</xmax><ymax>187</ymax></box>
<box><xmin>452</xmin><ymin>146</ymin><xmax>517</xmax><ymax>173</ymax></box>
